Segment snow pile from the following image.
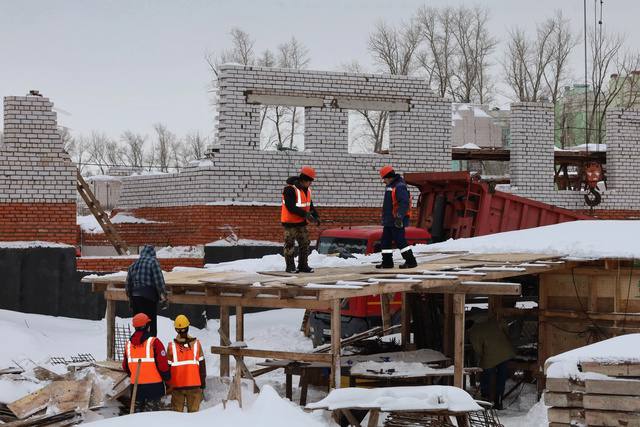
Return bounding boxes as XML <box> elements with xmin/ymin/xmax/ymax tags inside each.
<box><xmin>77</xmin><ymin>213</ymin><xmax>157</xmax><ymax>234</ymax></box>
<box><xmin>207</xmin><ymin>239</ymin><xmax>280</xmax><ymax>247</ymax></box>
<box><xmin>0</xmin><ymin>241</ymin><xmax>72</xmax><ymax>248</ymax></box>
<box><xmin>155</xmin><ymin>246</ymin><xmax>204</xmax><ymax>258</ymax></box>
<box><xmin>308</xmin><ymin>385</ymin><xmax>481</xmax><ymax>412</ymax></box>
<box><xmin>204</xmin><ymin>251</ymin><xmax>372</xmax><ymax>273</ymax></box>
<box><xmin>87</xmin><ymin>386</ymin><xmax>330</xmax><ymax>427</ymax></box>
<box><xmin>422</xmin><ymin>220</ymin><xmax>640</xmax><ymax>259</ymax></box>
<box><xmin>85</xmin><ymin>175</ymin><xmax>121</xmax><ymax>182</ymax></box>
<box><xmin>454</xmin><ymin>142</ymin><xmax>482</xmax><ymax>150</ymax></box>
<box><xmin>557</xmin><ymin>143</ymin><xmax>607</xmax><ymax>152</ymax></box>
<box><xmin>545</xmin><ymin>334</ymin><xmax>640</xmax><ymax>379</ymax></box>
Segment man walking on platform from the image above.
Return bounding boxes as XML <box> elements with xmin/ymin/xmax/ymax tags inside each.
<box><xmin>376</xmin><ymin>165</ymin><xmax>417</xmax><ymax>269</ymax></box>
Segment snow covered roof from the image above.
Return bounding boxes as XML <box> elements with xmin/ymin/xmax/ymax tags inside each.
<box><xmin>422</xmin><ymin>220</ymin><xmax>640</xmax><ymax>260</ymax></box>
<box><xmin>0</xmin><ymin>241</ymin><xmax>73</xmax><ymax>249</ymax></box>
<box><xmin>546</xmin><ymin>334</ymin><xmax>640</xmax><ymax>379</ymax></box>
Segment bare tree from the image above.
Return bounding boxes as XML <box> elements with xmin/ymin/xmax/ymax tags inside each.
<box><xmin>152</xmin><ymin>123</ymin><xmax>176</xmax><ymax>172</ymax></box>
<box><xmin>368</xmin><ymin>19</ymin><xmax>422</xmax><ymax>76</ymax></box>
<box><xmin>276</xmin><ymin>37</ymin><xmax>310</xmax><ymax>148</ymax></box>
<box><xmin>86</xmin><ymin>131</ymin><xmax>112</xmax><ymax>174</ymax></box>
<box><xmin>121</xmin><ymin>131</ymin><xmax>147</xmax><ymax>169</ymax></box>
<box><xmin>416</xmin><ymin>6</ymin><xmax>456</xmax><ymax>98</ymax></box>
<box><xmin>504</xmin><ymin>12</ymin><xmax>577</xmax><ymax>102</ymax></box>
<box><xmin>184</xmin><ymin>131</ymin><xmax>208</xmax><ymax>161</ymax></box>
<box><xmin>205</xmin><ymin>27</ymin><xmax>256</xmax><ymax>77</ymax></box>
<box><xmin>588</xmin><ymin>30</ymin><xmax>640</xmax><ymax>144</ymax></box>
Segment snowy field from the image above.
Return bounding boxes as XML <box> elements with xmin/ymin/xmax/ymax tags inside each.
<box><xmin>0</xmin><ymin>307</ymin><xmax>545</xmax><ymax>426</ymax></box>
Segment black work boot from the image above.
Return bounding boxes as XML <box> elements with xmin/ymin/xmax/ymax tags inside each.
<box><xmin>375</xmin><ymin>252</ymin><xmax>394</xmax><ymax>269</ymax></box>
<box><xmin>285</xmin><ymin>256</ymin><xmax>297</xmax><ymax>273</ymax></box>
<box><xmin>399</xmin><ymin>248</ymin><xmax>418</xmax><ymax>269</ymax></box>
<box><xmin>296</xmin><ymin>252</ymin><xmax>314</xmax><ymax>273</ymax></box>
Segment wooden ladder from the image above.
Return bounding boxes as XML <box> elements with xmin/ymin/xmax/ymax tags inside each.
<box><xmin>76</xmin><ymin>170</ymin><xmax>129</xmax><ymax>255</ymax></box>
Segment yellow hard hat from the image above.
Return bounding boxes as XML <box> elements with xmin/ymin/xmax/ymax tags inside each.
<box><xmin>174</xmin><ymin>314</ymin><xmax>190</xmax><ymax>329</ymax></box>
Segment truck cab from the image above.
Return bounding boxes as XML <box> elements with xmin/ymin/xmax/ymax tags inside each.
<box><xmin>310</xmin><ymin>226</ymin><xmax>430</xmax><ymax>345</ymax></box>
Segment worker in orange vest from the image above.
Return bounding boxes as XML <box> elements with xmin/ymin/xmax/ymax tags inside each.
<box><xmin>122</xmin><ymin>313</ymin><xmax>171</xmax><ymax>412</ymax></box>
<box><xmin>167</xmin><ymin>314</ymin><xmax>207</xmax><ymax>412</ymax></box>
<box><xmin>376</xmin><ymin>165</ymin><xmax>417</xmax><ymax>269</ymax></box>
<box><xmin>281</xmin><ymin>166</ymin><xmax>320</xmax><ymax>273</ymax></box>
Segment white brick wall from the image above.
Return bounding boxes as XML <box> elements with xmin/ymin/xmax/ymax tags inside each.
<box><xmin>1</xmin><ymin>95</ymin><xmax>76</xmax><ymax>203</ymax></box>
<box><xmin>118</xmin><ymin>65</ymin><xmax>452</xmax><ymax>208</ymax></box>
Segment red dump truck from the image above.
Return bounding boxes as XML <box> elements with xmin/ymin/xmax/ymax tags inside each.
<box><xmin>309</xmin><ymin>171</ymin><xmax>590</xmax><ymax>345</ymax></box>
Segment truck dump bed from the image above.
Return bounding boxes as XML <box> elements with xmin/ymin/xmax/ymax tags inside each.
<box><xmin>405</xmin><ymin>171</ymin><xmax>591</xmax><ymax>242</ymax></box>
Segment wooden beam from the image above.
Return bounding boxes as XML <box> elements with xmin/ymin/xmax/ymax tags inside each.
<box><xmin>331</xmin><ymin>298</ymin><xmax>342</xmax><ymax>389</ymax></box>
<box><xmin>220</xmin><ymin>306</ymin><xmax>230</xmax><ymax>377</ymax></box>
<box><xmin>422</xmin><ymin>282</ymin><xmax>521</xmax><ymax>295</ymax></box>
<box><xmin>235</xmin><ymin>306</ymin><xmax>244</xmax><ymax>342</ymax></box>
<box><xmin>246</xmin><ymin>93</ymin><xmax>324</xmax><ymax>108</ymax></box>
<box><xmin>380</xmin><ymin>294</ymin><xmax>391</xmax><ymax>333</ymax></box>
<box><xmin>104</xmin><ymin>288</ymin><xmax>331</xmax><ymax>310</ymax></box>
<box><xmin>453</xmin><ymin>293</ymin><xmax>465</xmax><ymax>388</ymax></box>
<box><xmin>106</xmin><ymin>299</ymin><xmax>116</xmax><ymax>361</ymax></box>
<box><xmin>210</xmin><ymin>347</ymin><xmax>333</xmax><ymax>364</ymax></box>
<box><xmin>401</xmin><ymin>293</ymin><xmax>411</xmax><ymax>348</ymax></box>
<box><xmin>335</xmin><ymin>97</ymin><xmax>410</xmax><ymax>112</ymax></box>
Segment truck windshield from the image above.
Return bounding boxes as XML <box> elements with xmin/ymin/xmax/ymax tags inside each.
<box><xmin>317</xmin><ymin>237</ymin><xmax>368</xmax><ymax>255</ymax></box>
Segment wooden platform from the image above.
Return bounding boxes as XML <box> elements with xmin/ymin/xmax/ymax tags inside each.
<box><xmin>83</xmin><ymin>251</ymin><xmax>569</xmax><ymax>398</ymax></box>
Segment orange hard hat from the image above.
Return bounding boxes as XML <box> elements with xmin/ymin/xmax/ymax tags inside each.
<box><xmin>379</xmin><ymin>165</ymin><xmax>395</xmax><ymax>178</ymax></box>
<box><xmin>132</xmin><ymin>313</ymin><xmax>151</xmax><ymax>328</ymax></box>
<box><xmin>300</xmin><ymin>166</ymin><xmax>316</xmax><ymax>180</ymax></box>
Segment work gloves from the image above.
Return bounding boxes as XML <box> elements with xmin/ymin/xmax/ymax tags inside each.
<box><xmin>305</xmin><ymin>212</ymin><xmax>321</xmax><ymax>225</ymax></box>
<box><xmin>159</xmin><ymin>293</ymin><xmax>169</xmax><ymax>310</ymax></box>
<box><xmin>394</xmin><ymin>217</ymin><xmax>404</xmax><ymax>229</ymax></box>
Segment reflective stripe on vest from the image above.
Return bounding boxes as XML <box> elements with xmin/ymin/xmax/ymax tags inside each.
<box><xmin>168</xmin><ymin>339</ymin><xmax>203</xmax><ymax>388</ymax></box>
<box><xmin>391</xmin><ymin>187</ymin><xmax>412</xmax><ymax>219</ymax></box>
<box><xmin>127</xmin><ymin>337</ymin><xmax>162</xmax><ymax>385</ymax></box>
<box><xmin>281</xmin><ymin>185</ymin><xmax>312</xmax><ymax>223</ymax></box>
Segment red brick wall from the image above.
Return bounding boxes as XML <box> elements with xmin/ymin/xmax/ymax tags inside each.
<box><xmin>80</xmin><ymin>205</ymin><xmax>395</xmax><ymax>247</ymax></box>
<box><xmin>0</xmin><ymin>203</ymin><xmax>77</xmax><ymax>245</ymax></box>
<box><xmin>576</xmin><ymin>209</ymin><xmax>640</xmax><ymax>219</ymax></box>
<box><xmin>76</xmin><ymin>257</ymin><xmax>203</xmax><ymax>272</ymax></box>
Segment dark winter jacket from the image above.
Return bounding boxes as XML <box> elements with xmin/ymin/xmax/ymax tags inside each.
<box><xmin>381</xmin><ymin>175</ymin><xmax>410</xmax><ymax>227</ymax></box>
<box><xmin>282</xmin><ymin>176</ymin><xmax>319</xmax><ymax>227</ymax></box>
<box><xmin>122</xmin><ymin>330</ymin><xmax>171</xmax><ymax>402</ymax></box>
<box><xmin>126</xmin><ymin>245</ymin><xmax>166</xmax><ymax>302</ymax></box>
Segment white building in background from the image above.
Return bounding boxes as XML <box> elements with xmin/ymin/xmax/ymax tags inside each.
<box><xmin>451</xmin><ymin>103</ymin><xmax>509</xmax><ymax>149</ymax></box>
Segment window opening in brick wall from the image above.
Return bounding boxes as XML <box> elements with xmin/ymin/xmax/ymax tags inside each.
<box><xmin>259</xmin><ymin>105</ymin><xmax>305</xmax><ymax>151</ymax></box>
<box><xmin>347</xmin><ymin>110</ymin><xmax>389</xmax><ymax>154</ymax></box>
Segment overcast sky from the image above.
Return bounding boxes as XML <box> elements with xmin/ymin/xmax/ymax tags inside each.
<box><xmin>1</xmin><ymin>0</ymin><xmax>639</xmax><ymax>139</ymax></box>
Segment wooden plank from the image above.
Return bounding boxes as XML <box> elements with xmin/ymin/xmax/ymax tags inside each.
<box><xmin>380</xmin><ymin>294</ymin><xmax>391</xmax><ymax>333</ymax></box>
<box><xmin>584</xmin><ymin>395</ymin><xmax>640</xmax><ymax>412</ymax></box>
<box><xmin>453</xmin><ymin>293</ymin><xmax>465</xmax><ymax>388</ymax></box>
<box><xmin>220</xmin><ymin>306</ymin><xmax>230</xmax><ymax>378</ymax></box>
<box><xmin>422</xmin><ymin>282</ymin><xmax>521</xmax><ymax>295</ymax></box>
<box><xmin>544</xmin><ymin>392</ymin><xmax>584</xmax><ymax>408</ymax></box>
<box><xmin>400</xmin><ymin>293</ymin><xmax>411</xmax><ymax>349</ymax></box>
<box><xmin>8</xmin><ymin>380</ymin><xmax>92</xmax><ymax>420</ymax></box>
<box><xmin>545</xmin><ymin>377</ymin><xmax>586</xmax><ymax>393</ymax></box>
<box><xmin>547</xmin><ymin>407</ymin><xmax>585</xmax><ymax>424</ymax></box>
<box><xmin>580</xmin><ymin>362</ymin><xmax>640</xmax><ymax>377</ymax></box>
<box><xmin>367</xmin><ymin>409</ymin><xmax>380</xmax><ymax>427</ymax></box>
<box><xmin>460</xmin><ymin>253</ymin><xmax>561</xmax><ymax>263</ymax></box>
<box><xmin>585</xmin><ymin>378</ymin><xmax>640</xmax><ymax>396</ymax></box>
<box><xmin>585</xmin><ymin>409</ymin><xmax>640</xmax><ymax>426</ymax></box>
<box><xmin>331</xmin><ymin>298</ymin><xmax>342</xmax><ymax>389</ymax></box>
<box><xmin>210</xmin><ymin>347</ymin><xmax>333</xmax><ymax>364</ymax></box>
<box><xmin>106</xmin><ymin>300</ymin><xmax>115</xmax><ymax>361</ymax></box>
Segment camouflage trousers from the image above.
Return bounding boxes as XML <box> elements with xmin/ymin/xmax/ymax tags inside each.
<box><xmin>283</xmin><ymin>226</ymin><xmax>310</xmax><ymax>260</ymax></box>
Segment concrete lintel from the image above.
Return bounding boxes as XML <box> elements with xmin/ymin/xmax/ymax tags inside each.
<box><xmin>246</xmin><ymin>93</ymin><xmax>324</xmax><ymax>108</ymax></box>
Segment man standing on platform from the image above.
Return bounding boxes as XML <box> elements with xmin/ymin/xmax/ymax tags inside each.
<box><xmin>376</xmin><ymin>165</ymin><xmax>417</xmax><ymax>269</ymax></box>
<box><xmin>281</xmin><ymin>166</ymin><xmax>320</xmax><ymax>273</ymax></box>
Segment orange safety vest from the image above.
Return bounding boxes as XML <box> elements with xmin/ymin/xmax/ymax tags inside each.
<box><xmin>127</xmin><ymin>337</ymin><xmax>162</xmax><ymax>385</ymax></box>
<box><xmin>167</xmin><ymin>339</ymin><xmax>203</xmax><ymax>388</ymax></box>
<box><xmin>391</xmin><ymin>187</ymin><xmax>412</xmax><ymax>219</ymax></box>
<box><xmin>281</xmin><ymin>185</ymin><xmax>312</xmax><ymax>223</ymax></box>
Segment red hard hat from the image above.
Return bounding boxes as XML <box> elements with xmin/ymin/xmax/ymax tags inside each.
<box><xmin>379</xmin><ymin>165</ymin><xmax>395</xmax><ymax>178</ymax></box>
<box><xmin>300</xmin><ymin>166</ymin><xmax>316</xmax><ymax>180</ymax></box>
<box><xmin>132</xmin><ymin>313</ymin><xmax>151</xmax><ymax>328</ymax></box>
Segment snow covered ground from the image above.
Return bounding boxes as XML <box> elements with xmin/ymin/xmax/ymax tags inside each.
<box><xmin>77</xmin><ymin>213</ymin><xmax>157</xmax><ymax>234</ymax></box>
<box><xmin>0</xmin><ymin>307</ymin><xmax>544</xmax><ymax>426</ymax></box>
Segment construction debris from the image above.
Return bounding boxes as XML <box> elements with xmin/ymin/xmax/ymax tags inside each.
<box><xmin>4</xmin><ymin>362</ymin><xmax>128</xmax><ymax>426</ymax></box>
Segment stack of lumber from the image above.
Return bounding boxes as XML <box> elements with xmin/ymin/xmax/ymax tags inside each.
<box><xmin>545</xmin><ymin>361</ymin><xmax>640</xmax><ymax>426</ymax></box>
<box><xmin>2</xmin><ymin>362</ymin><xmax>128</xmax><ymax>426</ymax></box>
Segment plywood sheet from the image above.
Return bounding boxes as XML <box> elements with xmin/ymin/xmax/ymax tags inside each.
<box><xmin>8</xmin><ymin>380</ymin><xmax>92</xmax><ymax>419</ymax></box>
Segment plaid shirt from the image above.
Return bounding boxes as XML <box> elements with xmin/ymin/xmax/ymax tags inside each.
<box><xmin>126</xmin><ymin>245</ymin><xmax>166</xmax><ymax>301</ymax></box>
